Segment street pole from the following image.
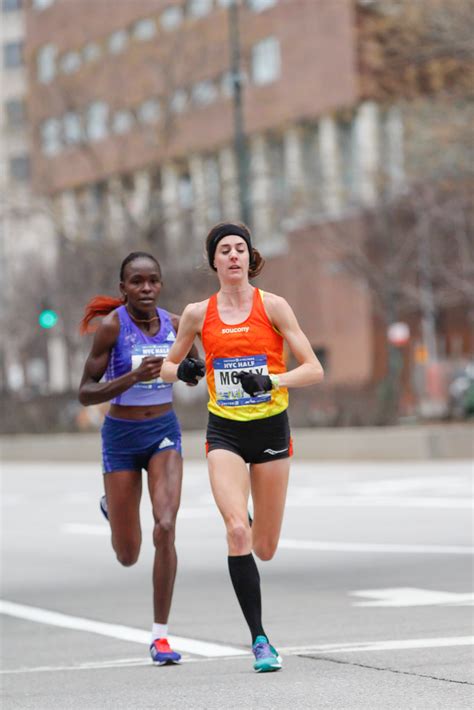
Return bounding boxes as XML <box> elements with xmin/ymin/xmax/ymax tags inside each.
<box><xmin>228</xmin><ymin>0</ymin><xmax>251</xmax><ymax>226</ymax></box>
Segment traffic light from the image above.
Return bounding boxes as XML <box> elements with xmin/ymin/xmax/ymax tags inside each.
<box><xmin>38</xmin><ymin>309</ymin><xmax>58</xmax><ymax>329</ymax></box>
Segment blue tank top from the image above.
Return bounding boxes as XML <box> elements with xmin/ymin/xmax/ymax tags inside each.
<box><xmin>106</xmin><ymin>305</ymin><xmax>176</xmax><ymax>406</ymax></box>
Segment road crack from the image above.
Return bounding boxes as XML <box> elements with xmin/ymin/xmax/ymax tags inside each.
<box><xmin>299</xmin><ymin>654</ymin><xmax>473</xmax><ymax>686</ymax></box>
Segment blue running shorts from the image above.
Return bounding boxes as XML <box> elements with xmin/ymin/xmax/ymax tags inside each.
<box><xmin>101</xmin><ymin>410</ymin><xmax>182</xmax><ymax>474</ymax></box>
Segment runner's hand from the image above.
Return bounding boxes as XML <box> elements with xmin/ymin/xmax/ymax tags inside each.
<box><xmin>237</xmin><ymin>371</ymin><xmax>273</xmax><ymax>396</ymax></box>
<box><xmin>177</xmin><ymin>357</ymin><xmax>205</xmax><ymax>385</ymax></box>
<box><xmin>134</xmin><ymin>356</ymin><xmax>163</xmax><ymax>382</ymax></box>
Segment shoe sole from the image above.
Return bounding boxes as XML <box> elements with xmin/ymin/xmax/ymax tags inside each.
<box><xmin>254</xmin><ymin>663</ymin><xmax>282</xmax><ymax>673</ymax></box>
<box><xmin>152</xmin><ymin>658</ymin><xmax>182</xmax><ymax>666</ymax></box>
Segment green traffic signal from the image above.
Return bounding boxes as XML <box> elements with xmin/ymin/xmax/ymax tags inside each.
<box><xmin>39</xmin><ymin>309</ymin><xmax>58</xmax><ymax>329</ymax></box>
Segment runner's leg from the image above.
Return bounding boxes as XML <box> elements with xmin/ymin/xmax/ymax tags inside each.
<box><xmin>147</xmin><ymin>449</ymin><xmax>183</xmax><ymax>624</ymax></box>
<box><xmin>250</xmin><ymin>458</ymin><xmax>290</xmax><ymax>561</ymax></box>
<box><xmin>103</xmin><ymin>470</ymin><xmax>142</xmax><ymax>566</ymax></box>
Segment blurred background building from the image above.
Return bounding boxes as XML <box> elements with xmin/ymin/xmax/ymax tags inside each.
<box><xmin>2</xmin><ymin>0</ymin><xmax>473</xmax><ymax>432</ymax></box>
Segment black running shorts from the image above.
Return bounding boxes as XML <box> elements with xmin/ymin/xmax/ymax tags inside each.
<box><xmin>206</xmin><ymin>410</ymin><xmax>293</xmax><ymax>464</ymax></box>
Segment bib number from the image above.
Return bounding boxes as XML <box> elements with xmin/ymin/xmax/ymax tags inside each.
<box><xmin>131</xmin><ymin>343</ymin><xmax>170</xmax><ymax>390</ymax></box>
<box><xmin>213</xmin><ymin>354</ymin><xmax>270</xmax><ymax>406</ymax></box>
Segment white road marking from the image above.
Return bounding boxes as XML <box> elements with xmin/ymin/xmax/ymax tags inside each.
<box><xmin>62</xmin><ymin>523</ymin><xmax>108</xmax><ymax>535</ymax></box>
<box><xmin>0</xmin><ymin>600</ymin><xmax>247</xmax><ymax>657</ymax></box>
<box><xmin>280</xmin><ymin>635</ymin><xmax>474</xmax><ymax>654</ymax></box>
<box><xmin>61</xmin><ymin>526</ymin><xmax>473</xmax><ymax>555</ymax></box>
<box><xmin>350</xmin><ymin>587</ymin><xmax>474</xmax><ymax>607</ymax></box>
<box><xmin>278</xmin><ymin>539</ymin><xmax>474</xmax><ymax>554</ymax></box>
<box><xmin>1</xmin><ymin>636</ymin><xmax>473</xmax><ymax>675</ymax></box>
<box><xmin>285</xmin><ymin>496</ymin><xmax>473</xmax><ymax>509</ymax></box>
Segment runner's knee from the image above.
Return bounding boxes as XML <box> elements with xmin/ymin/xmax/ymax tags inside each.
<box><xmin>253</xmin><ymin>538</ymin><xmax>278</xmax><ymax>561</ymax></box>
<box><xmin>227</xmin><ymin>520</ymin><xmax>251</xmax><ymax>554</ymax></box>
<box><xmin>153</xmin><ymin>517</ymin><xmax>176</xmax><ymax>547</ymax></box>
<box><xmin>114</xmin><ymin>540</ymin><xmax>140</xmax><ymax>567</ymax></box>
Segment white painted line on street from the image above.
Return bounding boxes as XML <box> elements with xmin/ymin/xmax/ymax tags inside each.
<box><xmin>1</xmin><ymin>636</ymin><xmax>473</xmax><ymax>675</ymax></box>
<box><xmin>62</xmin><ymin>523</ymin><xmax>109</xmax><ymax>535</ymax></box>
<box><xmin>285</xmin><ymin>496</ymin><xmax>473</xmax><ymax>509</ymax></box>
<box><xmin>0</xmin><ymin>654</ymin><xmax>251</xmax><ymax>675</ymax></box>
<box><xmin>0</xmin><ymin>600</ymin><xmax>247</xmax><ymax>658</ymax></box>
<box><xmin>280</xmin><ymin>635</ymin><xmax>474</xmax><ymax>655</ymax></box>
<box><xmin>350</xmin><ymin>587</ymin><xmax>474</xmax><ymax>607</ymax></box>
<box><xmin>279</xmin><ymin>539</ymin><xmax>474</xmax><ymax>555</ymax></box>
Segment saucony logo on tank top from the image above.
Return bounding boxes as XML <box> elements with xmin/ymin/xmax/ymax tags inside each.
<box><xmin>201</xmin><ymin>288</ymin><xmax>288</xmax><ymax>422</ymax></box>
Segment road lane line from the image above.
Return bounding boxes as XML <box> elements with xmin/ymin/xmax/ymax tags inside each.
<box><xmin>280</xmin><ymin>635</ymin><xmax>474</xmax><ymax>654</ymax></box>
<box><xmin>0</xmin><ymin>600</ymin><xmax>247</xmax><ymax>657</ymax></box>
<box><xmin>278</xmin><ymin>539</ymin><xmax>474</xmax><ymax>554</ymax></box>
<box><xmin>1</xmin><ymin>636</ymin><xmax>472</xmax><ymax>675</ymax></box>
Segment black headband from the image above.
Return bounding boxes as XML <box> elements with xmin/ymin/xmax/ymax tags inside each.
<box><xmin>207</xmin><ymin>224</ymin><xmax>252</xmax><ymax>270</ymax></box>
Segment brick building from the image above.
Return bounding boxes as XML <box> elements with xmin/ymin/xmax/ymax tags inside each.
<box><xmin>18</xmin><ymin>0</ymin><xmax>473</xmax><ymax>423</ymax></box>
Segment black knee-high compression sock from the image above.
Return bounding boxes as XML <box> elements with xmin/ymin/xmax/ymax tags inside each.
<box><xmin>228</xmin><ymin>553</ymin><xmax>266</xmax><ymax>643</ymax></box>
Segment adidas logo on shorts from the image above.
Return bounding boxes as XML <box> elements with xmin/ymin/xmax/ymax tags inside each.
<box><xmin>159</xmin><ymin>437</ymin><xmax>175</xmax><ymax>449</ymax></box>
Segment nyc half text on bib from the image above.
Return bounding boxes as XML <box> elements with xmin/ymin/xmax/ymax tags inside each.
<box><xmin>131</xmin><ymin>343</ymin><xmax>171</xmax><ymax>389</ymax></box>
<box><xmin>213</xmin><ymin>354</ymin><xmax>270</xmax><ymax>406</ymax></box>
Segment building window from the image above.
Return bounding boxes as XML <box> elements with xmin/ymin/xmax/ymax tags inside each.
<box><xmin>252</xmin><ymin>36</ymin><xmax>281</xmax><ymax>85</ymax></box>
<box><xmin>132</xmin><ymin>18</ymin><xmax>156</xmax><ymax>41</ymax></box>
<box><xmin>204</xmin><ymin>156</ymin><xmax>222</xmax><ymax>223</ymax></box>
<box><xmin>9</xmin><ymin>155</ymin><xmax>30</xmax><ymax>181</ymax></box>
<box><xmin>112</xmin><ymin>109</ymin><xmax>134</xmax><ymax>134</ymax></box>
<box><xmin>5</xmin><ymin>98</ymin><xmax>26</xmax><ymax>127</ymax></box>
<box><xmin>40</xmin><ymin>118</ymin><xmax>61</xmax><ymax>156</ymax></box>
<box><xmin>83</xmin><ymin>42</ymin><xmax>101</xmax><ymax>63</ymax></box>
<box><xmin>86</xmin><ymin>101</ymin><xmax>109</xmax><ymax>142</ymax></box>
<box><xmin>137</xmin><ymin>98</ymin><xmax>160</xmax><ymax>124</ymax></box>
<box><xmin>187</xmin><ymin>0</ymin><xmax>212</xmax><ymax>17</ymax></box>
<box><xmin>3</xmin><ymin>41</ymin><xmax>23</xmax><ymax>69</ymax></box>
<box><xmin>337</xmin><ymin>117</ymin><xmax>356</xmax><ymax>203</ymax></box>
<box><xmin>170</xmin><ymin>89</ymin><xmax>188</xmax><ymax>114</ymax></box>
<box><xmin>108</xmin><ymin>30</ymin><xmax>128</xmax><ymax>55</ymax></box>
<box><xmin>302</xmin><ymin>124</ymin><xmax>323</xmax><ymax>211</ymax></box>
<box><xmin>160</xmin><ymin>5</ymin><xmax>183</xmax><ymax>31</ymax></box>
<box><xmin>32</xmin><ymin>0</ymin><xmax>55</xmax><ymax>8</ymax></box>
<box><xmin>63</xmin><ymin>111</ymin><xmax>82</xmax><ymax>145</ymax></box>
<box><xmin>60</xmin><ymin>51</ymin><xmax>81</xmax><ymax>74</ymax></box>
<box><xmin>2</xmin><ymin>0</ymin><xmax>22</xmax><ymax>12</ymax></box>
<box><xmin>37</xmin><ymin>44</ymin><xmax>57</xmax><ymax>83</ymax></box>
<box><xmin>247</xmin><ymin>0</ymin><xmax>277</xmax><ymax>11</ymax></box>
<box><xmin>178</xmin><ymin>173</ymin><xmax>193</xmax><ymax>209</ymax></box>
<box><xmin>267</xmin><ymin>135</ymin><xmax>288</xmax><ymax>219</ymax></box>
<box><xmin>192</xmin><ymin>80</ymin><xmax>218</xmax><ymax>107</ymax></box>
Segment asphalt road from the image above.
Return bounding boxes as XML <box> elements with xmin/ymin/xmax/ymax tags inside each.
<box><xmin>1</xmin><ymin>458</ymin><xmax>473</xmax><ymax>709</ymax></box>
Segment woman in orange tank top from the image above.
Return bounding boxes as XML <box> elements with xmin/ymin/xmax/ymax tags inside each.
<box><xmin>161</xmin><ymin>223</ymin><xmax>324</xmax><ymax>673</ymax></box>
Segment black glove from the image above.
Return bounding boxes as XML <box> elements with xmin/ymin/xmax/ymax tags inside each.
<box><xmin>177</xmin><ymin>357</ymin><xmax>205</xmax><ymax>385</ymax></box>
<box><xmin>237</xmin><ymin>371</ymin><xmax>273</xmax><ymax>396</ymax></box>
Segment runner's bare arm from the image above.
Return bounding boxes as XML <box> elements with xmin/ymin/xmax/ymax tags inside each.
<box><xmin>161</xmin><ymin>302</ymin><xmax>207</xmax><ymax>383</ymax></box>
<box><xmin>264</xmin><ymin>294</ymin><xmax>324</xmax><ymax>389</ymax></box>
<box><xmin>169</xmin><ymin>313</ymin><xmax>199</xmax><ymax>360</ymax></box>
<box><xmin>78</xmin><ymin>314</ymin><xmax>165</xmax><ymax>405</ymax></box>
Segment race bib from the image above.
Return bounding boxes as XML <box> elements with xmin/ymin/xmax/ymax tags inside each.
<box><xmin>131</xmin><ymin>343</ymin><xmax>170</xmax><ymax>390</ymax></box>
<box><xmin>213</xmin><ymin>354</ymin><xmax>270</xmax><ymax>406</ymax></box>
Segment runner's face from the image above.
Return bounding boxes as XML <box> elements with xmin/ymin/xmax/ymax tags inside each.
<box><xmin>214</xmin><ymin>236</ymin><xmax>249</xmax><ymax>281</ymax></box>
<box><xmin>121</xmin><ymin>258</ymin><xmax>162</xmax><ymax>310</ymax></box>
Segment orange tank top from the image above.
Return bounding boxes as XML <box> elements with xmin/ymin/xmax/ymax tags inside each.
<box><xmin>201</xmin><ymin>288</ymin><xmax>288</xmax><ymax>421</ymax></box>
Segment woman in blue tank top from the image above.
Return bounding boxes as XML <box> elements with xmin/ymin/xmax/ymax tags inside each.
<box><xmin>78</xmin><ymin>251</ymin><xmax>203</xmax><ymax>666</ymax></box>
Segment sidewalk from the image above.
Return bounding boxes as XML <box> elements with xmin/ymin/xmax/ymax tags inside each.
<box><xmin>1</xmin><ymin>424</ymin><xmax>472</xmax><ymax>462</ymax></box>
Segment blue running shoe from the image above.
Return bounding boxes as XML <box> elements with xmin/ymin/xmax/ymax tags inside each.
<box><xmin>99</xmin><ymin>495</ymin><xmax>108</xmax><ymax>521</ymax></box>
<box><xmin>150</xmin><ymin>638</ymin><xmax>181</xmax><ymax>665</ymax></box>
<box><xmin>252</xmin><ymin>635</ymin><xmax>282</xmax><ymax>673</ymax></box>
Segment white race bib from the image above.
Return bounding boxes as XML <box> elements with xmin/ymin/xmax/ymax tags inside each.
<box><xmin>213</xmin><ymin>354</ymin><xmax>270</xmax><ymax>406</ymax></box>
<box><xmin>131</xmin><ymin>343</ymin><xmax>170</xmax><ymax>390</ymax></box>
